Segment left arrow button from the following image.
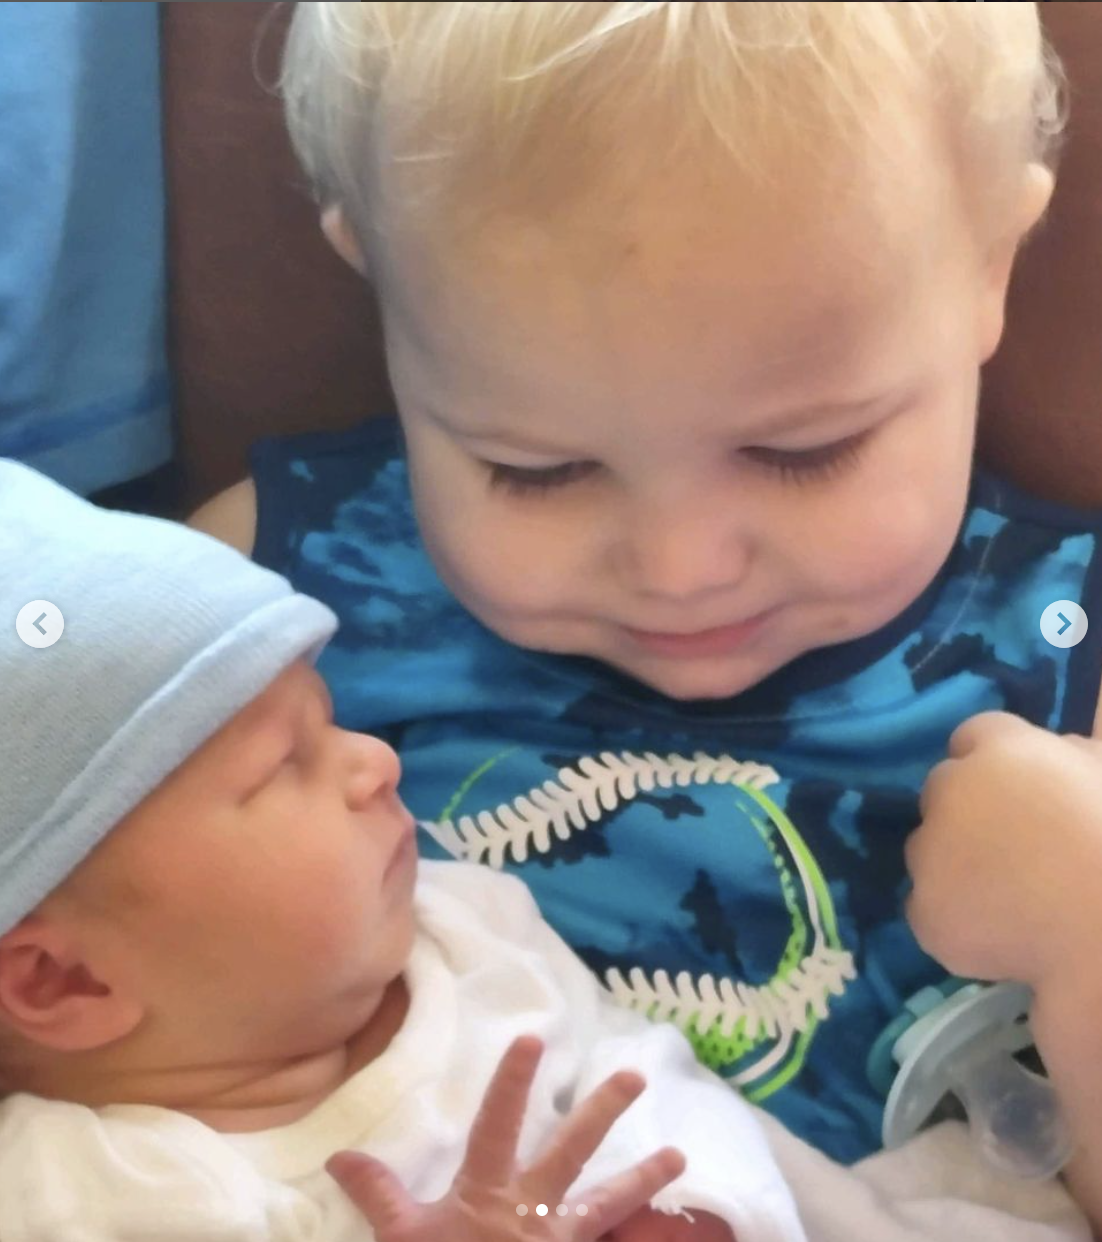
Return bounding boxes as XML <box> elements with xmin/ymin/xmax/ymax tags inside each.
<box><xmin>15</xmin><ymin>600</ymin><xmax>64</xmax><ymax>649</ymax></box>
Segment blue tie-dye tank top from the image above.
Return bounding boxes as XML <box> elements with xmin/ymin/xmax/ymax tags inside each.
<box><xmin>252</xmin><ymin>417</ymin><xmax>1102</xmax><ymax>1163</ymax></box>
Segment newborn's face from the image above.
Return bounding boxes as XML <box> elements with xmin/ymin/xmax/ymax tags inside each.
<box><xmin>75</xmin><ymin>661</ymin><xmax>418</xmax><ymax>1061</ymax></box>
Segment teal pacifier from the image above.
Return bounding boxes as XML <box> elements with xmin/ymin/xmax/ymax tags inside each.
<box><xmin>868</xmin><ymin>979</ymin><xmax>1072</xmax><ymax>1180</ymax></box>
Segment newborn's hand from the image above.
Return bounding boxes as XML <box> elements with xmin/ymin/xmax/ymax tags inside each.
<box><xmin>906</xmin><ymin>711</ymin><xmax>1102</xmax><ymax>987</ymax></box>
<box><xmin>605</xmin><ymin>1206</ymin><xmax>735</xmax><ymax>1241</ymax></box>
<box><xmin>327</xmin><ymin>1035</ymin><xmax>685</xmax><ymax>1242</ymax></box>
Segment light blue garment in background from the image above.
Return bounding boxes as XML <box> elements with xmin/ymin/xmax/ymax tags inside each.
<box><xmin>0</xmin><ymin>1</ymin><xmax>171</xmax><ymax>495</ymax></box>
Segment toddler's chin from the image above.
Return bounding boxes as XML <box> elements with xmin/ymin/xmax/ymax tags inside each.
<box><xmin>600</xmin><ymin>649</ymin><xmax>783</xmax><ymax>703</ymax></box>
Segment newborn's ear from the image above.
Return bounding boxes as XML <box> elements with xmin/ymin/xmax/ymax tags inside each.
<box><xmin>0</xmin><ymin>914</ymin><xmax>142</xmax><ymax>1052</ymax></box>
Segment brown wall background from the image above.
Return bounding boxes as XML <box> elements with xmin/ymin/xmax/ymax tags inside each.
<box><xmin>163</xmin><ymin>3</ymin><xmax>392</xmax><ymax>510</ymax></box>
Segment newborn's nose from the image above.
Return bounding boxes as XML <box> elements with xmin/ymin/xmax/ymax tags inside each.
<box><xmin>344</xmin><ymin>731</ymin><xmax>403</xmax><ymax>808</ymax></box>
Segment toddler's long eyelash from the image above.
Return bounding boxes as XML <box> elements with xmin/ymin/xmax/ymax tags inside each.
<box><xmin>744</xmin><ymin>432</ymin><xmax>870</xmax><ymax>484</ymax></box>
<box><xmin>485</xmin><ymin>433</ymin><xmax>869</xmax><ymax>496</ymax></box>
<box><xmin>485</xmin><ymin>460</ymin><xmax>599</xmax><ymax>496</ymax></box>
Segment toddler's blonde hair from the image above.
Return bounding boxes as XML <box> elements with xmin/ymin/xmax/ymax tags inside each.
<box><xmin>281</xmin><ymin>2</ymin><xmax>1063</xmax><ymax>254</ymax></box>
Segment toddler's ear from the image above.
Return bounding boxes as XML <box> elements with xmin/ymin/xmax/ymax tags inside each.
<box><xmin>977</xmin><ymin>162</ymin><xmax>1056</xmax><ymax>361</ymax></box>
<box><xmin>0</xmin><ymin>915</ymin><xmax>142</xmax><ymax>1053</ymax></box>
<box><xmin>321</xmin><ymin>205</ymin><xmax>368</xmax><ymax>276</ymax></box>
<box><xmin>1019</xmin><ymin>161</ymin><xmax>1056</xmax><ymax>234</ymax></box>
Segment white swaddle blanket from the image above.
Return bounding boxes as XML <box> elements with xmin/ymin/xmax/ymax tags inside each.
<box><xmin>0</xmin><ymin>862</ymin><xmax>1092</xmax><ymax>1241</ymax></box>
<box><xmin>764</xmin><ymin>1114</ymin><xmax>1091</xmax><ymax>1242</ymax></box>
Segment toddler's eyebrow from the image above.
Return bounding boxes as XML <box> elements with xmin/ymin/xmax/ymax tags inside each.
<box><xmin>424</xmin><ymin>403</ymin><xmax>578</xmax><ymax>456</ymax></box>
<box><xmin>432</xmin><ymin>391</ymin><xmax>898</xmax><ymax>450</ymax></box>
<box><xmin>741</xmin><ymin>392</ymin><xmax>897</xmax><ymax>437</ymax></box>
<box><xmin>455</xmin><ymin>426</ymin><xmax>579</xmax><ymax>455</ymax></box>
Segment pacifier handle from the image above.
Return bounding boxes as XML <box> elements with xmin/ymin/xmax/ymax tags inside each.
<box><xmin>947</xmin><ymin>1045</ymin><xmax>1073</xmax><ymax>1181</ymax></box>
<box><xmin>878</xmin><ymin>980</ymin><xmax>1073</xmax><ymax>1179</ymax></box>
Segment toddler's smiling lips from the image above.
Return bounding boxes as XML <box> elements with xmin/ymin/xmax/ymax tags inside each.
<box><xmin>621</xmin><ymin>611</ymin><xmax>773</xmax><ymax>658</ymax></box>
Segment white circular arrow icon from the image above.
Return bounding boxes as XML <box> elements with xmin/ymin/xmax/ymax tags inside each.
<box><xmin>15</xmin><ymin>600</ymin><xmax>65</xmax><ymax>649</ymax></box>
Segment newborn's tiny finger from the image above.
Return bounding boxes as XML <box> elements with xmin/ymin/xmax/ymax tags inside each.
<box><xmin>530</xmin><ymin>1069</ymin><xmax>646</xmax><ymax>1198</ymax></box>
<box><xmin>577</xmin><ymin>1146</ymin><xmax>686</xmax><ymax>1240</ymax></box>
<box><xmin>460</xmin><ymin>1035</ymin><xmax>545</xmax><ymax>1187</ymax></box>
<box><xmin>327</xmin><ymin>1151</ymin><xmax>415</xmax><ymax>1232</ymax></box>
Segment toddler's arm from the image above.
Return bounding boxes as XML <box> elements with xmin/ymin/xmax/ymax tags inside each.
<box><xmin>187</xmin><ymin>476</ymin><xmax>258</xmax><ymax>555</ymax></box>
<box><xmin>906</xmin><ymin>711</ymin><xmax>1102</xmax><ymax>1230</ymax></box>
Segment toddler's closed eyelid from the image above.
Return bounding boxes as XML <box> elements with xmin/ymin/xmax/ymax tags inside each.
<box><xmin>741</xmin><ymin>426</ymin><xmax>875</xmax><ymax>481</ymax></box>
<box><xmin>483</xmin><ymin>458</ymin><xmax>601</xmax><ymax>496</ymax></box>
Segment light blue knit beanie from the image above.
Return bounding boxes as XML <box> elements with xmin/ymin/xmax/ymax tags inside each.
<box><xmin>0</xmin><ymin>460</ymin><xmax>338</xmax><ymax>936</ymax></box>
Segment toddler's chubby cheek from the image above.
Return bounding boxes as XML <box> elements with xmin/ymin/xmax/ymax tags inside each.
<box><xmin>422</xmin><ymin>517</ymin><xmax>579</xmax><ymax>620</ymax></box>
<box><xmin>791</xmin><ymin>493</ymin><xmax>964</xmax><ymax>650</ymax></box>
<box><xmin>428</xmin><ymin>539</ymin><xmax>544</xmax><ymax>620</ymax></box>
<box><xmin>836</xmin><ymin>485</ymin><xmax>961</xmax><ymax>592</ymax></box>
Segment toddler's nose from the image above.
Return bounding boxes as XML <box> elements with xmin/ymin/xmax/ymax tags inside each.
<box><xmin>343</xmin><ymin>731</ymin><xmax>402</xmax><ymax>808</ymax></box>
<box><xmin>622</xmin><ymin>500</ymin><xmax>750</xmax><ymax>601</ymax></box>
